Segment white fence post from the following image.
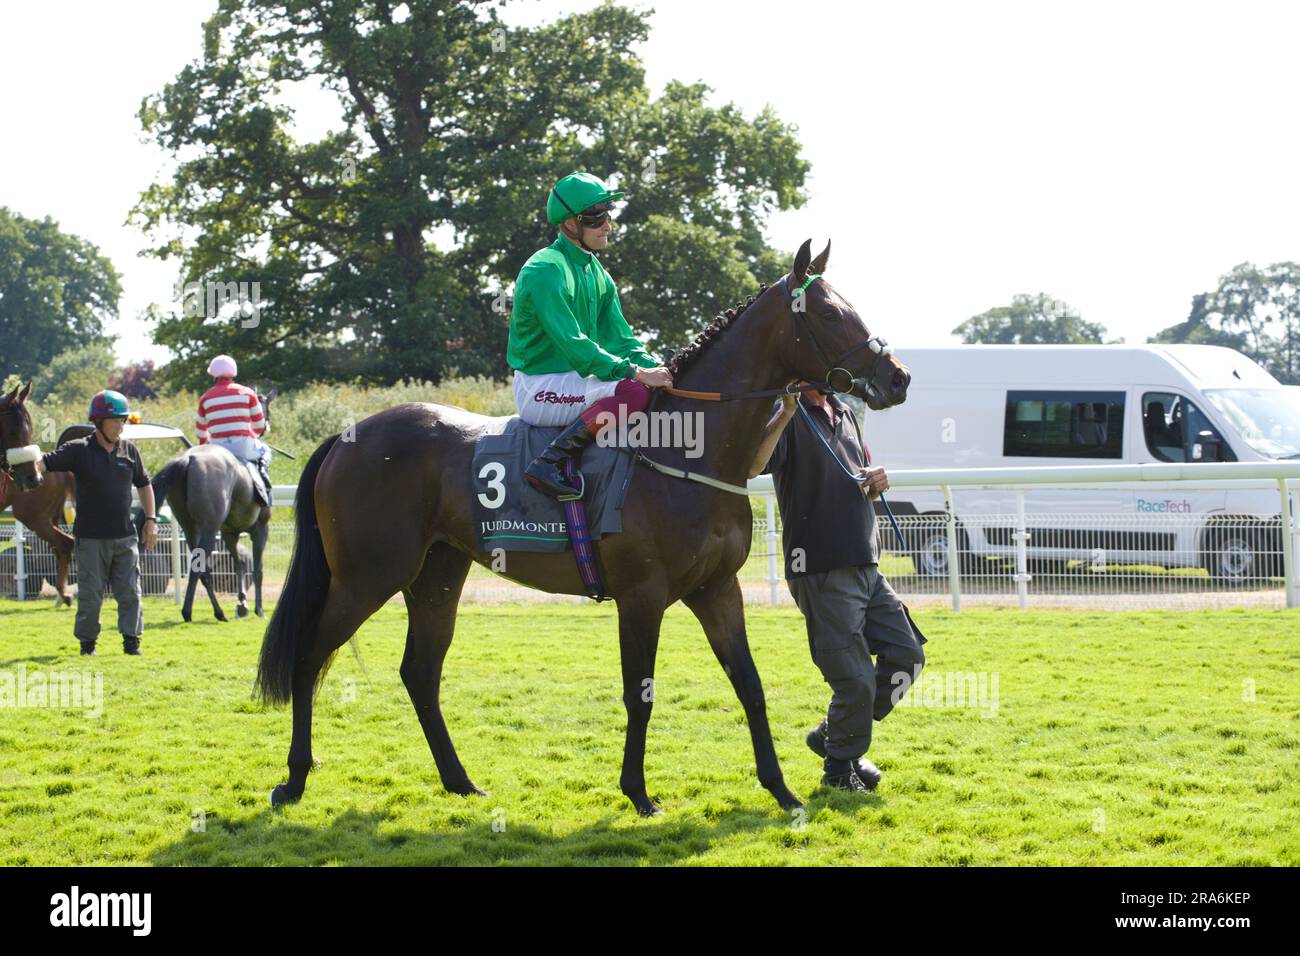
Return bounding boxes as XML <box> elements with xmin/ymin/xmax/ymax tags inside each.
<box><xmin>1014</xmin><ymin>489</ymin><xmax>1030</xmax><ymax>609</ymax></box>
<box><xmin>764</xmin><ymin>492</ymin><xmax>779</xmax><ymax>607</ymax></box>
<box><xmin>170</xmin><ymin>519</ymin><xmax>183</xmax><ymax>605</ymax></box>
<box><xmin>1281</xmin><ymin>478</ymin><xmax>1298</xmax><ymax>609</ymax></box>
<box><xmin>14</xmin><ymin>519</ymin><xmax>26</xmax><ymax>601</ymax></box>
<box><xmin>943</xmin><ymin>484</ymin><xmax>960</xmax><ymax>612</ymax></box>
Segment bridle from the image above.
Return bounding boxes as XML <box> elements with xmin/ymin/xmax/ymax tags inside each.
<box><xmin>0</xmin><ymin>401</ymin><xmax>37</xmax><ymax>487</ymax></box>
<box><xmin>662</xmin><ymin>273</ymin><xmax>893</xmax><ymax>404</ymax></box>
<box><xmin>777</xmin><ymin>273</ymin><xmax>894</xmax><ymax>404</ymax></box>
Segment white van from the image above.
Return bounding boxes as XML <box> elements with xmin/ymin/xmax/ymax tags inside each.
<box><xmin>863</xmin><ymin>345</ymin><xmax>1300</xmax><ymax>582</ymax></box>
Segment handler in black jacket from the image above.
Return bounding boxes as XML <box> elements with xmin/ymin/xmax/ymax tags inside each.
<box><xmin>750</xmin><ymin>387</ymin><xmax>926</xmax><ymax>793</ymax></box>
<box><xmin>39</xmin><ymin>390</ymin><xmax>157</xmax><ymax>655</ymax></box>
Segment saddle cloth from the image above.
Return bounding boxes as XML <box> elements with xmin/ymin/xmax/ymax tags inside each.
<box><xmin>470</xmin><ymin>417</ymin><xmax>635</xmax><ymax>553</ymax></box>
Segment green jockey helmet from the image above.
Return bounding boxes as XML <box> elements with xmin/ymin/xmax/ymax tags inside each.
<box><xmin>546</xmin><ymin>172</ymin><xmax>626</xmax><ymax>226</ymax></box>
<box><xmin>87</xmin><ymin>389</ymin><xmax>131</xmax><ymax>422</ymax></box>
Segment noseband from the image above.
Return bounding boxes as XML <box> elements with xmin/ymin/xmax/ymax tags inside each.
<box><xmin>0</xmin><ymin>403</ymin><xmax>42</xmax><ymax>480</ymax></box>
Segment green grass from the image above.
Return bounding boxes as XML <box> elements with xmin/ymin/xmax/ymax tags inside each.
<box><xmin>0</xmin><ymin>599</ymin><xmax>1296</xmax><ymax>866</ymax></box>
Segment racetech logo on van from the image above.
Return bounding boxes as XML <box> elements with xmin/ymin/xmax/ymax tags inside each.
<box><xmin>1137</xmin><ymin>497</ymin><xmax>1192</xmax><ymax>513</ymax></box>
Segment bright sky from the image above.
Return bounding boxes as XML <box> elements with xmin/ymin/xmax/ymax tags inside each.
<box><xmin>2</xmin><ymin>0</ymin><xmax>1298</xmax><ymax>368</ymax></box>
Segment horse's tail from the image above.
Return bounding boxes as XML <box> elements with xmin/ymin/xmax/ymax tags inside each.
<box><xmin>256</xmin><ymin>434</ymin><xmax>340</xmax><ymax>706</ymax></box>
<box><xmin>150</xmin><ymin>456</ymin><xmax>188</xmax><ymax>508</ymax></box>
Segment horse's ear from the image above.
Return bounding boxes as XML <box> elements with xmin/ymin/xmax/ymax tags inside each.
<box><xmin>792</xmin><ymin>239</ymin><xmax>813</xmax><ymax>281</ymax></box>
<box><xmin>2</xmin><ymin>384</ymin><xmax>17</xmax><ymax>404</ymax></box>
<box><xmin>809</xmin><ymin>239</ymin><xmax>830</xmax><ymax>276</ymax></box>
<box><xmin>266</xmin><ymin>386</ymin><xmax>277</xmax><ymax>402</ymax></box>
<box><xmin>18</xmin><ymin>381</ymin><xmax>32</xmax><ymax>404</ymax></box>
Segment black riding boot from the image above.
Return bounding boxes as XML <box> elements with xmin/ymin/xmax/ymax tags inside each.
<box><xmin>524</xmin><ymin>418</ymin><xmax>597</xmax><ymax>499</ymax></box>
<box><xmin>255</xmin><ymin>459</ymin><xmax>273</xmax><ymax>508</ymax></box>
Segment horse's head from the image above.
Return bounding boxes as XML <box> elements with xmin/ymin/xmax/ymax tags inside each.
<box><xmin>0</xmin><ymin>382</ymin><xmax>43</xmax><ymax>492</ymax></box>
<box><xmin>257</xmin><ymin>386</ymin><xmax>278</xmax><ymax>425</ymax></box>
<box><xmin>780</xmin><ymin>239</ymin><xmax>910</xmax><ymax>410</ymax></box>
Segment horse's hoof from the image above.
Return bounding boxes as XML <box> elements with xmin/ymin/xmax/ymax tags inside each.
<box><xmin>236</xmin><ymin>605</ymin><xmax>248</xmax><ymax>618</ymax></box>
<box><xmin>447</xmin><ymin>781</ymin><xmax>488</xmax><ymax>797</ymax></box>
<box><xmin>771</xmin><ymin>786</ymin><xmax>804</xmax><ymax>811</ymax></box>
<box><xmin>632</xmin><ymin>798</ymin><xmax>663</xmax><ymax>817</ymax></box>
<box><xmin>181</xmin><ymin>612</ymin><xmax>192</xmax><ymax>623</ymax></box>
<box><xmin>255</xmin><ymin>609</ymin><xmax>265</xmax><ymax>618</ymax></box>
<box><xmin>270</xmin><ymin>783</ymin><xmax>301</xmax><ymax>807</ymax></box>
<box><xmin>215</xmin><ymin>613</ymin><xmax>227</xmax><ymax>623</ymax></box>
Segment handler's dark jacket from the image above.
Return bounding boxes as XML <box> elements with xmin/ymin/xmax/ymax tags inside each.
<box><xmin>762</xmin><ymin>394</ymin><xmax>879</xmax><ymax>577</ymax></box>
<box><xmin>42</xmin><ymin>437</ymin><xmax>150</xmax><ymax>539</ymax></box>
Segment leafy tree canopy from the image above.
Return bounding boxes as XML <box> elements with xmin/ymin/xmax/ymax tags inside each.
<box><xmin>1150</xmin><ymin>263</ymin><xmax>1300</xmax><ymax>384</ymax></box>
<box><xmin>952</xmin><ymin>293</ymin><xmax>1111</xmax><ymax>344</ymax></box>
<box><xmin>135</xmin><ymin>0</ymin><xmax>809</xmax><ymax>390</ymax></box>
<box><xmin>0</xmin><ymin>207</ymin><xmax>120</xmax><ymax>383</ymax></box>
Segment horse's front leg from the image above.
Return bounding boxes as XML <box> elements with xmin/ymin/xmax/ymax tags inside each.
<box><xmin>616</xmin><ymin>590</ymin><xmax>667</xmax><ymax>816</ymax></box>
<box><xmin>684</xmin><ymin>575</ymin><xmax>802</xmax><ymax>811</ymax></box>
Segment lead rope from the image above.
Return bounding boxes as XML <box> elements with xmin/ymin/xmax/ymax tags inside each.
<box><xmin>795</xmin><ymin>400</ymin><xmax>908</xmax><ymax>551</ymax></box>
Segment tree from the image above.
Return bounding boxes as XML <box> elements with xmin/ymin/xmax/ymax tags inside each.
<box><xmin>134</xmin><ymin>0</ymin><xmax>808</xmax><ymax>391</ymax></box>
<box><xmin>952</xmin><ymin>293</ymin><xmax>1111</xmax><ymax>344</ymax></box>
<box><xmin>32</xmin><ymin>342</ymin><xmax>118</xmax><ymax>406</ymax></box>
<box><xmin>110</xmin><ymin>360</ymin><xmax>160</xmax><ymax>400</ymax></box>
<box><xmin>1150</xmin><ymin>263</ymin><xmax>1300</xmax><ymax>384</ymax></box>
<box><xmin>0</xmin><ymin>207</ymin><xmax>121</xmax><ymax>382</ymax></box>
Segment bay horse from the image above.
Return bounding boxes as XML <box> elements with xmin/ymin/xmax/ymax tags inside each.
<box><xmin>0</xmin><ymin>382</ymin><xmax>75</xmax><ymax>605</ymax></box>
<box><xmin>257</xmin><ymin>240</ymin><xmax>911</xmax><ymax>815</ymax></box>
<box><xmin>151</xmin><ymin>391</ymin><xmax>276</xmax><ymax>622</ymax></box>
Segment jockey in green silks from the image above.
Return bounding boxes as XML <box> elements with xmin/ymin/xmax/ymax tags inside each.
<box><xmin>508</xmin><ymin>172</ymin><xmax>674</xmax><ymax>498</ymax></box>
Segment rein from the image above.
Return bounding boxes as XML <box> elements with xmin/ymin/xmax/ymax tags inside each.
<box><xmin>794</xmin><ymin>399</ymin><xmax>908</xmax><ymax>551</ymax></box>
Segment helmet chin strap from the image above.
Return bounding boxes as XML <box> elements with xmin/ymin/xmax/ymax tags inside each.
<box><xmin>562</xmin><ymin>221</ymin><xmax>594</xmax><ymax>253</ymax></box>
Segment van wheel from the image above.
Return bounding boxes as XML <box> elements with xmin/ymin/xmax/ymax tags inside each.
<box><xmin>1202</xmin><ymin>521</ymin><xmax>1260</xmax><ymax>585</ymax></box>
<box><xmin>912</xmin><ymin>514</ymin><xmax>972</xmax><ymax>577</ymax></box>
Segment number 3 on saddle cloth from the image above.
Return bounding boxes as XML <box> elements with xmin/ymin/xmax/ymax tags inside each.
<box><xmin>470</xmin><ymin>418</ymin><xmax>637</xmax><ymax>601</ymax></box>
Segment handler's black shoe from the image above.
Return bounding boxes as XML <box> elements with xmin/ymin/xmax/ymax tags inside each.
<box><xmin>122</xmin><ymin>636</ymin><xmax>143</xmax><ymax>656</ymax></box>
<box><xmin>821</xmin><ymin>762</ymin><xmax>871</xmax><ymax>794</ymax></box>
<box><xmin>808</xmin><ymin>720</ymin><xmax>882</xmax><ymax>791</ymax></box>
<box><xmin>524</xmin><ymin>418</ymin><xmax>596</xmax><ymax>499</ymax></box>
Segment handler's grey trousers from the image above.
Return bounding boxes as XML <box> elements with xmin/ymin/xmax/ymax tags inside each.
<box><xmin>788</xmin><ymin>564</ymin><xmax>926</xmax><ymax>761</ymax></box>
<box><xmin>74</xmin><ymin>536</ymin><xmax>142</xmax><ymax>645</ymax></box>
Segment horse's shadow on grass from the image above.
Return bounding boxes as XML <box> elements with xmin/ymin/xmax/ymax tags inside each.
<box><xmin>149</xmin><ymin>788</ymin><xmax>883</xmax><ymax>866</ymax></box>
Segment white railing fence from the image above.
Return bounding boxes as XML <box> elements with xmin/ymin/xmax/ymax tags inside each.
<box><xmin>3</xmin><ymin>462</ymin><xmax>1298</xmax><ymax>610</ymax></box>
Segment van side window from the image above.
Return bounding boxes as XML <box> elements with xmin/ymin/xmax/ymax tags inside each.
<box><xmin>1004</xmin><ymin>391</ymin><xmax>1125</xmax><ymax>458</ymax></box>
<box><xmin>1142</xmin><ymin>392</ymin><xmax>1236</xmax><ymax>462</ymax></box>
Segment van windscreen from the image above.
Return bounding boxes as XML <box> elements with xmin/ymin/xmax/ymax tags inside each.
<box><xmin>1203</xmin><ymin>388</ymin><xmax>1300</xmax><ymax>459</ymax></box>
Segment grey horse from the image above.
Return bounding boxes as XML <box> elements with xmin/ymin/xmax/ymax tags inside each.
<box><xmin>152</xmin><ymin>390</ymin><xmax>279</xmax><ymax>629</ymax></box>
<box><xmin>151</xmin><ymin>444</ymin><xmax>272</xmax><ymax>622</ymax></box>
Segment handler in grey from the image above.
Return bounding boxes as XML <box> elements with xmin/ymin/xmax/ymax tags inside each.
<box><xmin>39</xmin><ymin>390</ymin><xmax>157</xmax><ymax>656</ymax></box>
<box><xmin>750</xmin><ymin>388</ymin><xmax>926</xmax><ymax>793</ymax></box>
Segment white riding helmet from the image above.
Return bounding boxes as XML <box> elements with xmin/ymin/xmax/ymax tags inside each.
<box><xmin>207</xmin><ymin>354</ymin><xmax>238</xmax><ymax>378</ymax></box>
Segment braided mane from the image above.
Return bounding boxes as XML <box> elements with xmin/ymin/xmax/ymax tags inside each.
<box><xmin>667</xmin><ymin>283</ymin><xmax>770</xmax><ymax>377</ymax></box>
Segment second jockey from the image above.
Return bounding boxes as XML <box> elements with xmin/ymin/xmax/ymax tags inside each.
<box><xmin>508</xmin><ymin>172</ymin><xmax>674</xmax><ymax>498</ymax></box>
<box><xmin>196</xmin><ymin>355</ymin><xmax>273</xmax><ymax>507</ymax></box>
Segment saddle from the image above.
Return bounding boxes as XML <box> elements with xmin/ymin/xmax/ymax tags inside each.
<box><xmin>470</xmin><ymin>417</ymin><xmax>636</xmax><ymax>599</ymax></box>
